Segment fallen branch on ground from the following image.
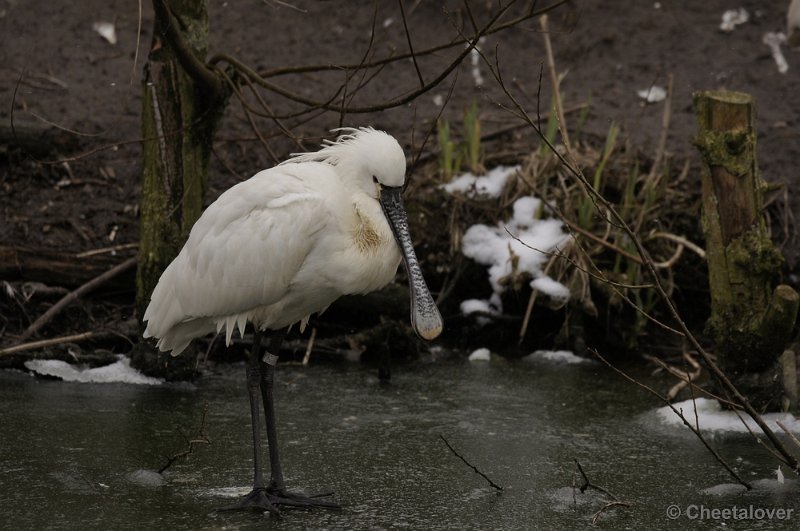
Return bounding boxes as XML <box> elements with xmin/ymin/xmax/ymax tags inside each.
<box><xmin>440</xmin><ymin>434</ymin><xmax>503</xmax><ymax>491</ymax></box>
<box><xmin>0</xmin><ymin>331</ymin><xmax>97</xmax><ymax>356</ymax></box>
<box><xmin>159</xmin><ymin>403</ymin><xmax>211</xmax><ymax>474</ymax></box>
<box><xmin>572</xmin><ymin>459</ymin><xmax>633</xmax><ymax>525</ymax></box>
<box><xmin>19</xmin><ymin>256</ymin><xmax>137</xmax><ymax>342</ymax></box>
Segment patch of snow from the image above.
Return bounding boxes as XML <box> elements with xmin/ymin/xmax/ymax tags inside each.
<box><xmin>637</xmin><ymin>85</ymin><xmax>666</xmax><ymax>103</ymax></box>
<box><xmin>92</xmin><ymin>21</ymin><xmax>117</xmax><ymax>45</ymax></box>
<box><xmin>522</xmin><ymin>350</ymin><xmax>590</xmax><ymax>364</ymax></box>
<box><xmin>468</xmin><ymin>348</ymin><xmax>491</xmax><ymax>362</ymax></box>
<box><xmin>461</xmin><ymin>196</ymin><xmax>570</xmax><ymax>300</ymax></box>
<box><xmin>531</xmin><ymin>276</ymin><xmax>570</xmax><ymax>302</ymax></box>
<box><xmin>763</xmin><ymin>32</ymin><xmax>789</xmax><ymax>74</ymax></box>
<box><xmin>720</xmin><ymin>8</ymin><xmax>749</xmax><ymax>32</ymax></box>
<box><xmin>460</xmin><ymin>293</ymin><xmax>502</xmax><ymax>325</ymax></box>
<box><xmin>24</xmin><ymin>355</ymin><xmax>163</xmax><ymax>385</ymax></box>
<box><xmin>655</xmin><ymin>398</ymin><xmax>800</xmax><ymax>434</ymax></box>
<box><xmin>441</xmin><ymin>165</ymin><xmax>520</xmax><ymax>198</ymax></box>
<box><xmin>460</xmin><ymin>297</ymin><xmax>500</xmax><ymax>316</ymax></box>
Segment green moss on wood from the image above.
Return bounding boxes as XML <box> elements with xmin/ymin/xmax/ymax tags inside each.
<box><xmin>135</xmin><ymin>1</ymin><xmax>224</xmax><ymax>321</ymax></box>
<box><xmin>693</xmin><ymin>90</ymin><xmax>798</xmax><ymax>410</ymax></box>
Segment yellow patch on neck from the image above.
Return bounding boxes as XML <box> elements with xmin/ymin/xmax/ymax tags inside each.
<box><xmin>353</xmin><ymin>205</ymin><xmax>382</xmax><ymax>252</ymax></box>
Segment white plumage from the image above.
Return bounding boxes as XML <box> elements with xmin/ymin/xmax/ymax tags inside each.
<box><xmin>143</xmin><ymin>127</ymin><xmax>442</xmax><ymax>356</ymax></box>
<box><xmin>143</xmin><ymin>127</ymin><xmax>442</xmax><ymax>512</ymax></box>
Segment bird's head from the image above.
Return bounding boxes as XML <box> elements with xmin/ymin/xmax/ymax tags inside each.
<box><xmin>284</xmin><ymin>127</ymin><xmax>406</xmax><ymax>195</ymax></box>
<box><xmin>332</xmin><ymin>127</ymin><xmax>408</xmax><ymax>196</ymax></box>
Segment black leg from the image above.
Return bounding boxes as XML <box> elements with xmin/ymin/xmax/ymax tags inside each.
<box><xmin>218</xmin><ymin>326</ymin><xmax>339</xmax><ymax>513</ymax></box>
<box><xmin>257</xmin><ymin>329</ymin><xmax>339</xmax><ymax>508</ymax></box>
<box><xmin>217</xmin><ymin>327</ymin><xmax>278</xmax><ymax>513</ymax></box>
<box><xmin>259</xmin><ymin>329</ymin><xmax>286</xmax><ymax>492</ymax></box>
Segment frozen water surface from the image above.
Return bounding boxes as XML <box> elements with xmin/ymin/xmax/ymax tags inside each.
<box><xmin>2</xmin><ymin>354</ymin><xmax>799</xmax><ymax>529</ymax></box>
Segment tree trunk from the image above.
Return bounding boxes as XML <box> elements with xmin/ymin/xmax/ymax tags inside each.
<box><xmin>693</xmin><ymin>90</ymin><xmax>799</xmax><ymax>411</ymax></box>
<box><xmin>134</xmin><ymin>0</ymin><xmax>226</xmax><ymax>379</ymax></box>
<box><xmin>135</xmin><ymin>0</ymin><xmax>222</xmax><ymax>318</ymax></box>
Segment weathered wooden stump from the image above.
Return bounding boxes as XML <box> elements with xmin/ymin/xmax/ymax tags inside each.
<box><xmin>693</xmin><ymin>90</ymin><xmax>799</xmax><ymax>411</ymax></box>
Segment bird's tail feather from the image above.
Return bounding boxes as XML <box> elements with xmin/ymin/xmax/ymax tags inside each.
<box><xmin>154</xmin><ymin>318</ymin><xmax>215</xmax><ymax>357</ymax></box>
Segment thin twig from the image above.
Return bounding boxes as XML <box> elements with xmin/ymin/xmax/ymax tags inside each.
<box><xmin>777</xmin><ymin>420</ymin><xmax>800</xmax><ymax>450</ymax></box>
<box><xmin>0</xmin><ymin>332</ymin><xmax>97</xmax><ymax>356</ymax></box>
<box><xmin>158</xmin><ymin>403</ymin><xmax>211</xmax><ymax>474</ymax></box>
<box><xmin>153</xmin><ymin>0</ymin><xmax>225</xmax><ymax>101</ymax></box>
<box><xmin>398</xmin><ymin>0</ymin><xmax>425</xmax><ymax>89</ymax></box>
<box><xmin>214</xmin><ymin>0</ymin><xmax>519</xmax><ymax>115</ymax></box>
<box><xmin>574</xmin><ymin>459</ymin><xmax>619</xmax><ymax>499</ymax></box>
<box><xmin>440</xmin><ymin>435</ymin><xmax>503</xmax><ymax>491</ymax></box>
<box><xmin>220</xmin><ymin>1</ymin><xmax>569</xmax><ymax>79</ymax></box>
<box><xmin>591</xmin><ymin>349</ymin><xmax>752</xmax><ymax>489</ymax></box>
<box><xmin>647</xmin><ymin>231</ymin><xmax>706</xmax><ymax>259</ymax></box>
<box><xmin>132</xmin><ymin>0</ymin><xmax>143</xmax><ymax>86</ymax></box>
<box><xmin>75</xmin><ymin>243</ymin><xmax>138</xmax><ymax>258</ymax></box>
<box><xmin>302</xmin><ymin>327</ymin><xmax>317</xmax><ymax>366</ymax></box>
<box><xmin>592</xmin><ymin>501</ymin><xmax>633</xmax><ymax>526</ymax></box>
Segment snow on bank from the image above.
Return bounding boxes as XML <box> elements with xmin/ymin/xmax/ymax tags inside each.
<box><xmin>719</xmin><ymin>8</ymin><xmax>749</xmax><ymax>32</ymax></box>
<box><xmin>442</xmin><ymin>167</ymin><xmax>572</xmax><ymax>319</ymax></box>
<box><xmin>522</xmin><ymin>350</ymin><xmax>591</xmax><ymax>365</ymax></box>
<box><xmin>655</xmin><ymin>398</ymin><xmax>800</xmax><ymax>434</ymax></box>
<box><xmin>468</xmin><ymin>348</ymin><xmax>491</xmax><ymax>362</ymax></box>
<box><xmin>441</xmin><ymin>165</ymin><xmax>519</xmax><ymax>198</ymax></box>
<box><xmin>25</xmin><ymin>355</ymin><xmax>163</xmax><ymax>385</ymax></box>
<box><xmin>459</xmin><ymin>196</ymin><xmax>571</xmax><ymax>314</ymax></box>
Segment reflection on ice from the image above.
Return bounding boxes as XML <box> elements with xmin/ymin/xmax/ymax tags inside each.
<box><xmin>127</xmin><ymin>469</ymin><xmax>166</xmax><ymax>488</ymax></box>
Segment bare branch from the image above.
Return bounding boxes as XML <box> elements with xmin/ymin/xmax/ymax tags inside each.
<box><xmin>19</xmin><ymin>257</ymin><xmax>137</xmax><ymax>342</ymax></box>
<box><xmin>0</xmin><ymin>332</ymin><xmax>97</xmax><ymax>356</ymax></box>
<box><xmin>440</xmin><ymin>435</ymin><xmax>503</xmax><ymax>491</ymax></box>
<box><xmin>398</xmin><ymin>0</ymin><xmax>425</xmax><ymax>89</ymax></box>
<box><xmin>153</xmin><ymin>0</ymin><xmax>225</xmax><ymax>102</ymax></box>
<box><xmin>213</xmin><ymin>0</ymin><xmax>525</xmax><ymax>114</ymax></box>
<box><xmin>591</xmin><ymin>348</ymin><xmax>752</xmax><ymax>489</ymax></box>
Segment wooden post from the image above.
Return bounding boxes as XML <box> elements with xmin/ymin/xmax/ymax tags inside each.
<box><xmin>694</xmin><ymin>90</ymin><xmax>799</xmax><ymax>411</ymax></box>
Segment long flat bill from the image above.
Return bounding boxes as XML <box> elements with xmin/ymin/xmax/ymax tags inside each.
<box><xmin>379</xmin><ymin>185</ymin><xmax>443</xmax><ymax>340</ymax></box>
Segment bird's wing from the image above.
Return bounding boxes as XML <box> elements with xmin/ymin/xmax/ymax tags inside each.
<box><xmin>143</xmin><ymin>165</ymin><xmax>332</xmax><ymax>340</ymax></box>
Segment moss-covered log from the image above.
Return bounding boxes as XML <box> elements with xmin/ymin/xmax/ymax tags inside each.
<box><xmin>693</xmin><ymin>90</ymin><xmax>799</xmax><ymax>411</ymax></box>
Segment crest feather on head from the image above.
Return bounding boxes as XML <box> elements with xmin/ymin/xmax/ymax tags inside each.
<box><xmin>281</xmin><ymin>127</ymin><xmax>385</xmax><ymax>166</ymax></box>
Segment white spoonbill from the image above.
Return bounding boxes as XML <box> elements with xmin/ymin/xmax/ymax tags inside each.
<box><xmin>143</xmin><ymin>127</ymin><xmax>443</xmax><ymax>513</ymax></box>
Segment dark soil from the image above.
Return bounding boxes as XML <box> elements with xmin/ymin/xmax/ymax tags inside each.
<box><xmin>1</xmin><ymin>1</ymin><xmax>798</xmax><ymax>365</ymax></box>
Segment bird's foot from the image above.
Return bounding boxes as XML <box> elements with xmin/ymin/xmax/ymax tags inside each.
<box><xmin>217</xmin><ymin>486</ymin><xmax>339</xmax><ymax>514</ymax></box>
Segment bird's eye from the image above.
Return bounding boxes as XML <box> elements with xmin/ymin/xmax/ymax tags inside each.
<box><xmin>372</xmin><ymin>176</ymin><xmax>378</xmax><ymax>184</ymax></box>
